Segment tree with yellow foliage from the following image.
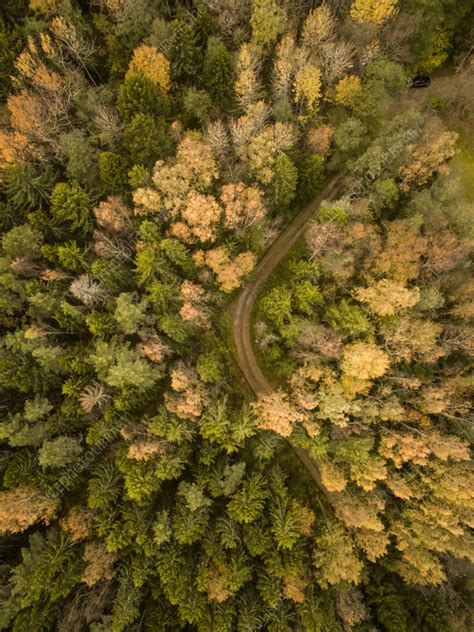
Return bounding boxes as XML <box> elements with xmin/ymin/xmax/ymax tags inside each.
<box><xmin>247</xmin><ymin>121</ymin><xmax>296</xmax><ymax>184</ymax></box>
<box><xmin>250</xmin><ymin>0</ymin><xmax>287</xmax><ymax>48</ymax></box>
<box><xmin>353</xmin><ymin>279</ymin><xmax>420</xmax><ymax>316</ymax></box>
<box><xmin>302</xmin><ymin>4</ymin><xmax>336</xmax><ymax>51</ymax></box>
<box><xmin>341</xmin><ymin>341</ymin><xmax>391</xmax><ymax>381</ymax></box>
<box><xmin>128</xmin><ymin>44</ymin><xmax>171</xmax><ymax>92</ymax></box>
<box><xmin>272</xmin><ymin>35</ymin><xmax>297</xmax><ymax>102</ymax></box>
<box><xmin>313</xmin><ymin>519</ymin><xmax>364</xmax><ymax>587</ymax></box>
<box><xmin>319</xmin><ymin>460</ymin><xmax>348</xmax><ymax>492</ymax></box>
<box><xmin>294</xmin><ymin>63</ymin><xmax>322</xmax><ymax>112</ymax></box>
<box><xmin>165</xmin><ymin>362</ymin><xmax>210</xmax><ymax>420</ymax></box>
<box><xmin>234</xmin><ymin>43</ymin><xmax>262</xmax><ymax>109</ymax></box>
<box><xmin>350</xmin><ymin>0</ymin><xmax>399</xmax><ymax>25</ymax></box>
<box><xmin>381</xmin><ymin>316</ymin><xmax>443</xmax><ymax>363</ymax></box>
<box><xmin>372</xmin><ymin>219</ymin><xmax>428</xmax><ymax>283</ymax></box>
<box><xmin>335</xmin><ymin>75</ymin><xmax>362</xmax><ymax>107</ymax></box>
<box><xmin>398</xmin><ymin>131</ymin><xmax>458</xmax><ymax>192</ymax></box>
<box><xmin>230</xmin><ymin>101</ymin><xmax>269</xmax><ymax>160</ymax></box>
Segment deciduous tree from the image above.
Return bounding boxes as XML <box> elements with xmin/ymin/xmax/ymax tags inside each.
<box><xmin>0</xmin><ymin>486</ymin><xmax>58</xmax><ymax>534</ymax></box>
<box><xmin>353</xmin><ymin>279</ymin><xmax>420</xmax><ymax>316</ymax></box>
<box><xmin>350</xmin><ymin>0</ymin><xmax>399</xmax><ymax>25</ymax></box>
<box><xmin>313</xmin><ymin>520</ymin><xmax>363</xmax><ymax>587</ymax></box>
<box><xmin>335</xmin><ymin>75</ymin><xmax>362</xmax><ymax>107</ymax></box>
<box><xmin>128</xmin><ymin>44</ymin><xmax>170</xmax><ymax>92</ymax></box>
<box><xmin>250</xmin><ymin>0</ymin><xmax>286</xmax><ymax>48</ymax></box>
<box><xmin>302</xmin><ymin>4</ymin><xmax>336</xmax><ymax>51</ymax></box>
<box><xmin>220</xmin><ymin>182</ymin><xmax>267</xmax><ymax>231</ymax></box>
<box><xmin>234</xmin><ymin>43</ymin><xmax>262</xmax><ymax>109</ymax></box>
<box><xmin>82</xmin><ymin>541</ymin><xmax>118</xmax><ymax>586</ymax></box>
<box><xmin>195</xmin><ymin>247</ymin><xmax>256</xmax><ymax>293</ymax></box>
<box><xmin>341</xmin><ymin>341</ymin><xmax>391</xmax><ymax>381</ymax></box>
<box><xmin>294</xmin><ymin>63</ymin><xmax>322</xmax><ymax>112</ymax></box>
<box><xmin>252</xmin><ymin>390</ymin><xmax>306</xmax><ymax>437</ymax></box>
<box><xmin>399</xmin><ymin>131</ymin><xmax>458</xmax><ymax>193</ymax></box>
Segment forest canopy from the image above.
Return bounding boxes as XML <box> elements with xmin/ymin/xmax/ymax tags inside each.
<box><xmin>0</xmin><ymin>1</ymin><xmax>473</xmax><ymax>631</ymax></box>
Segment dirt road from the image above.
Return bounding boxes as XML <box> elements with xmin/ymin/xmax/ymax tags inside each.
<box><xmin>232</xmin><ymin>175</ymin><xmax>342</xmax><ymax>486</ymax></box>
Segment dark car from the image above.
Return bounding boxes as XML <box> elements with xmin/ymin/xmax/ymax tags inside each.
<box><xmin>411</xmin><ymin>75</ymin><xmax>431</xmax><ymax>88</ymax></box>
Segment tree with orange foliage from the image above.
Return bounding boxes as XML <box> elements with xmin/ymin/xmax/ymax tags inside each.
<box><xmin>220</xmin><ymin>182</ymin><xmax>267</xmax><ymax>231</ymax></box>
<box><xmin>423</xmin><ymin>220</ymin><xmax>471</xmax><ymax>277</ymax></box>
<box><xmin>165</xmin><ymin>362</ymin><xmax>210</xmax><ymax>420</ymax></box>
<box><xmin>139</xmin><ymin>335</ymin><xmax>172</xmax><ymax>363</ymax></box>
<box><xmin>127</xmin><ymin>438</ymin><xmax>166</xmax><ymax>461</ymax></box>
<box><xmin>179</xmin><ymin>280</ymin><xmax>210</xmax><ymax>326</ymax></box>
<box><xmin>307</xmin><ymin>124</ymin><xmax>334</xmax><ymax>156</ymax></box>
<box><xmin>195</xmin><ymin>247</ymin><xmax>256</xmax><ymax>293</ymax></box>
<box><xmin>7</xmin><ymin>38</ymin><xmax>81</xmax><ymax>160</ymax></box>
<box><xmin>146</xmin><ymin>132</ymin><xmax>219</xmax><ymax>215</ymax></box>
<box><xmin>94</xmin><ymin>196</ymin><xmax>133</xmax><ymax>234</ymax></box>
<box><xmin>0</xmin><ymin>486</ymin><xmax>58</xmax><ymax>534</ymax></box>
<box><xmin>181</xmin><ymin>192</ymin><xmax>222</xmax><ymax>243</ymax></box>
<box><xmin>252</xmin><ymin>390</ymin><xmax>306</xmax><ymax>437</ymax></box>
<box><xmin>60</xmin><ymin>505</ymin><xmax>95</xmax><ymax>541</ymax></box>
<box><xmin>379</xmin><ymin>429</ymin><xmax>470</xmax><ymax>469</ymax></box>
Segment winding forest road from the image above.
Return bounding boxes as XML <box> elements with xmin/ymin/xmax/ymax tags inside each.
<box><xmin>232</xmin><ymin>175</ymin><xmax>342</xmax><ymax>486</ymax></box>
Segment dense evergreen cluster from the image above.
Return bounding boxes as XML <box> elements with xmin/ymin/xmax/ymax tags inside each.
<box><xmin>0</xmin><ymin>1</ymin><xmax>472</xmax><ymax>630</ymax></box>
